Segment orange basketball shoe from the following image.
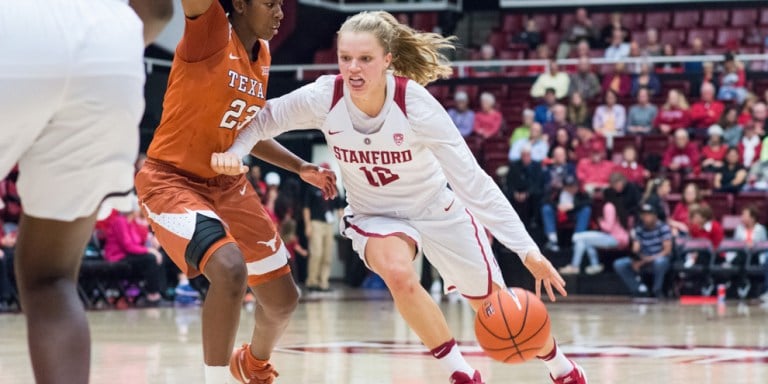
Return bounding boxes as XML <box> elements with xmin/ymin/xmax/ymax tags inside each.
<box><xmin>229</xmin><ymin>344</ymin><xmax>279</xmax><ymax>384</ymax></box>
<box><xmin>550</xmin><ymin>360</ymin><xmax>587</xmax><ymax>384</ymax></box>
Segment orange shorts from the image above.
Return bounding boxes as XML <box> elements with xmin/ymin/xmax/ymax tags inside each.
<box><xmin>134</xmin><ymin>159</ymin><xmax>289</xmax><ymax>286</ymax></box>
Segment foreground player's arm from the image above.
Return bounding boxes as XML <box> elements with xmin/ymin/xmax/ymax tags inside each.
<box><xmin>129</xmin><ymin>0</ymin><xmax>174</xmax><ymax>46</ymax></box>
<box><xmin>250</xmin><ymin>140</ymin><xmax>339</xmax><ymax>199</ymax></box>
<box><xmin>408</xmin><ymin>84</ymin><xmax>566</xmax><ymax>300</ymax></box>
<box><xmin>228</xmin><ymin>76</ymin><xmax>335</xmax><ymax>159</ymax></box>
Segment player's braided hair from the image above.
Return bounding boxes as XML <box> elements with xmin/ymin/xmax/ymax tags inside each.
<box><xmin>338</xmin><ymin>11</ymin><xmax>455</xmax><ymax>86</ymax></box>
<box><xmin>219</xmin><ymin>0</ymin><xmax>250</xmax><ymax>14</ymax></box>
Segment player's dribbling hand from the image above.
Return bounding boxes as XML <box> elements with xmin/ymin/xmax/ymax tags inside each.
<box><xmin>210</xmin><ymin>152</ymin><xmax>249</xmax><ymax>175</ymax></box>
<box><xmin>523</xmin><ymin>251</ymin><xmax>567</xmax><ymax>302</ymax></box>
<box><xmin>299</xmin><ymin>163</ymin><xmax>339</xmax><ymax>200</ymax></box>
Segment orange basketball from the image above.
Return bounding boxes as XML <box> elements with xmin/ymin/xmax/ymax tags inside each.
<box><xmin>474</xmin><ymin>288</ymin><xmax>551</xmax><ymax>364</ymax></box>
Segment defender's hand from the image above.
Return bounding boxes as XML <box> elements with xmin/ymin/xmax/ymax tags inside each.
<box><xmin>524</xmin><ymin>251</ymin><xmax>567</xmax><ymax>302</ymax></box>
<box><xmin>299</xmin><ymin>163</ymin><xmax>338</xmax><ymax>200</ymax></box>
<box><xmin>211</xmin><ymin>152</ymin><xmax>248</xmax><ymax>175</ymax></box>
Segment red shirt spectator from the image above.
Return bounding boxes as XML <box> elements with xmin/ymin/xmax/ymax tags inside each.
<box><xmin>473</xmin><ymin>92</ymin><xmax>503</xmax><ymax>138</ymax></box>
<box><xmin>576</xmin><ymin>142</ymin><xmax>614</xmax><ymax>192</ymax></box>
<box><xmin>573</xmin><ymin>127</ymin><xmax>606</xmax><ymax>161</ymax></box>
<box><xmin>601</xmin><ymin>64</ymin><xmax>632</xmax><ymax>97</ymax></box>
<box><xmin>689</xmin><ymin>204</ymin><xmax>725</xmax><ymax>249</ymax></box>
<box><xmin>663</xmin><ymin>130</ymin><xmax>700</xmax><ymax>173</ymax></box>
<box><xmin>614</xmin><ymin>162</ymin><xmax>646</xmax><ymax>186</ymax></box>
<box><xmin>689</xmin><ymin>83</ymin><xmax>724</xmax><ymax>130</ymax></box>
<box><xmin>103</xmin><ymin>213</ymin><xmax>149</xmax><ymax>263</ymax></box>
<box><xmin>654</xmin><ymin>89</ymin><xmax>691</xmax><ymax>134</ymax></box>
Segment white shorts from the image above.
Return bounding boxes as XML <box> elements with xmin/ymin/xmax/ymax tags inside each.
<box><xmin>0</xmin><ymin>0</ymin><xmax>145</xmax><ymax>221</ymax></box>
<box><xmin>341</xmin><ymin>190</ymin><xmax>505</xmax><ymax>299</ymax></box>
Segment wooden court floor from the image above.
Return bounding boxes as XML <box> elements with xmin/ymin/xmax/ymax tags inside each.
<box><xmin>1</xmin><ymin>291</ymin><xmax>767</xmax><ymax>383</ymax></box>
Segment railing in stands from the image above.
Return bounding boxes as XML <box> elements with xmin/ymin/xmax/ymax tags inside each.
<box><xmin>297</xmin><ymin>0</ymin><xmax>461</xmax><ymax>12</ymax></box>
<box><xmin>143</xmin><ymin>53</ymin><xmax>768</xmax><ymax>79</ymax></box>
<box><xmin>500</xmin><ymin>0</ymin><xmax>764</xmax><ymax>7</ymax></box>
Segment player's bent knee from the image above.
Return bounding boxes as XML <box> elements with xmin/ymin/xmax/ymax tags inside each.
<box><xmin>185</xmin><ymin>213</ymin><xmax>228</xmax><ymax>271</ymax></box>
<box><xmin>206</xmin><ymin>246</ymin><xmax>248</xmax><ymax>297</ymax></box>
<box><xmin>375</xmin><ymin>262</ymin><xmax>417</xmax><ymax>293</ymax></box>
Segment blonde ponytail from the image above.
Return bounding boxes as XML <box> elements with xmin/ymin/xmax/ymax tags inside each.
<box><xmin>339</xmin><ymin>11</ymin><xmax>455</xmax><ymax>86</ymax></box>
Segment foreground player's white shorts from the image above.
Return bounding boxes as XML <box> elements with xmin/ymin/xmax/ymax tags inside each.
<box><xmin>341</xmin><ymin>190</ymin><xmax>506</xmax><ymax>299</ymax></box>
<box><xmin>0</xmin><ymin>0</ymin><xmax>145</xmax><ymax>221</ymax></box>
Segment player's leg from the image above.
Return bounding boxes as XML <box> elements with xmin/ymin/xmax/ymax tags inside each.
<box><xmin>306</xmin><ymin>220</ymin><xmax>323</xmax><ymax>289</ymax></box>
<box><xmin>218</xmin><ymin>178</ymin><xmax>298</xmax><ymax>383</ymax></box>
<box><xmin>421</xmin><ymin>205</ymin><xmax>585</xmax><ymax>383</ymax></box>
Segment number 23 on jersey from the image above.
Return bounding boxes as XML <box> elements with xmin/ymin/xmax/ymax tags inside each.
<box><xmin>219</xmin><ymin>98</ymin><xmax>261</xmax><ymax>130</ymax></box>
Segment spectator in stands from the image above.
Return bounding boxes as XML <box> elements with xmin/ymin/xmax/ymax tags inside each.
<box><xmin>627</xmin><ymin>88</ymin><xmax>658</xmax><ymax>135</ymax></box>
<box><xmin>604</xmin><ymin>28</ymin><xmax>630</xmax><ymax>60</ymax></box>
<box><xmin>747</xmin><ymin>155</ymin><xmax>768</xmax><ymax>191</ymax></box>
<box><xmin>506</xmin><ymin>144</ymin><xmax>545</xmax><ymax>228</ymax></box>
<box><xmin>626</xmin><ymin>41</ymin><xmax>643</xmax><ymax>74</ymax></box>
<box><xmin>557</xmin><ymin>7</ymin><xmax>596</xmax><ymax>58</ymax></box>
<box><xmin>574</xmin><ymin>39</ymin><xmax>591</xmax><ymax>59</ymax></box>
<box><xmin>750</xmin><ymin>102</ymin><xmax>767</xmax><ymax>137</ymax></box>
<box><xmin>738</xmin><ymin>96</ymin><xmax>757</xmax><ymax>126</ymax></box>
<box><xmin>732</xmin><ymin>206</ymin><xmax>768</xmax><ymax>302</ymax></box>
<box><xmin>567</xmin><ymin>92</ymin><xmax>590</xmax><ymax>126</ymax></box>
<box><xmin>509</xmin><ymin>122</ymin><xmax>549</xmax><ymax>162</ymax></box>
<box><xmin>663</xmin><ymin>129</ymin><xmax>700</xmax><ymax>174</ymax></box>
<box><xmin>604</xmin><ymin>171</ymin><xmax>641</xmax><ymax>226</ymax></box>
<box><xmin>717</xmin><ymin>54</ymin><xmax>748</xmax><ymax>105</ymax></box>
<box><xmin>549</xmin><ymin>127</ymin><xmax>576</xmax><ymax>161</ymax></box>
<box><xmin>657</xmin><ymin>44</ymin><xmax>682</xmax><ymax>73</ymax></box>
<box><xmin>280</xmin><ymin>216</ymin><xmax>307</xmax><ymax>284</ymax></box>
<box><xmin>593</xmin><ymin>89</ymin><xmax>626</xmax><ymax>148</ymax></box>
<box><xmin>544</xmin><ymin>146</ymin><xmax>576</xmax><ymax>193</ymax></box>
<box><xmin>543</xmin><ymin>104</ymin><xmax>574</xmax><ymax>142</ymax></box>
<box><xmin>654</xmin><ymin>89</ymin><xmax>691</xmax><ymax>134</ymax></box>
<box><xmin>530</xmin><ymin>61</ymin><xmax>570</xmax><ymax>100</ymax></box>
<box><xmin>746</xmin><ymin>27</ymin><xmax>765</xmax><ymax>47</ymax></box>
<box><xmin>615</xmin><ymin>146</ymin><xmax>648</xmax><ymax>187</ymax></box>
<box><xmin>690</xmin><ymin>83</ymin><xmax>725</xmax><ymax>136</ymax></box>
<box><xmin>701</xmin><ymin>62</ymin><xmax>718</xmax><ymax>89</ymax></box>
<box><xmin>573</xmin><ymin>125</ymin><xmax>606</xmax><ymax>161</ymax></box>
<box><xmin>562</xmin><ymin>201</ymin><xmax>629</xmax><ymax>275</ymax></box>
<box><xmin>527</xmin><ymin>43</ymin><xmax>551</xmax><ymax>75</ymax></box>
<box><xmin>0</xmin><ymin>167</ymin><xmax>21</xmax><ymax>235</ymax></box>
<box><xmin>599</xmin><ymin>12</ymin><xmax>629</xmax><ymax>49</ymax></box>
<box><xmin>701</xmin><ymin>125</ymin><xmax>728</xmax><ymax>173</ymax></box>
<box><xmin>568</xmin><ymin>57</ymin><xmax>600</xmax><ymax>100</ymax></box>
<box><xmin>670</xmin><ymin>183</ymin><xmax>703</xmax><ymax>235</ymax></box>
<box><xmin>264</xmin><ymin>171</ymin><xmax>281</xmax><ymax>224</ymax></box>
<box><xmin>576</xmin><ymin>140</ymin><xmax>614</xmax><ymax>194</ymax></box>
<box><xmin>643</xmin><ymin>28</ymin><xmax>663</xmax><ymax>57</ymax></box>
<box><xmin>643</xmin><ymin>177</ymin><xmax>672</xmax><ymax>222</ymax></box>
<box><xmin>614</xmin><ymin>203</ymin><xmax>673</xmax><ymax>298</ymax></box>
<box><xmin>739</xmin><ymin>122</ymin><xmax>762</xmax><ymax>169</ymax></box>
<box><xmin>541</xmin><ymin>175</ymin><xmax>591</xmax><ymax>252</ymax></box>
<box><xmin>247</xmin><ymin>163</ymin><xmax>267</xmax><ymax>200</ymax></box>
<box><xmin>720</xmin><ymin>106</ymin><xmax>743</xmax><ymax>147</ymax></box>
<box><xmin>688</xmin><ymin>204</ymin><xmax>725</xmax><ymax>250</ymax></box>
<box><xmin>447</xmin><ymin>90</ymin><xmax>475</xmax><ymax>138</ymax></box>
<box><xmin>472</xmin><ymin>92</ymin><xmax>503</xmax><ymax>138</ymax></box>
<box><xmin>515</xmin><ymin>18</ymin><xmax>541</xmax><ymax>50</ymax></box>
<box><xmin>602</xmin><ymin>62</ymin><xmax>632</xmax><ymax>97</ymax></box>
<box><xmin>473</xmin><ymin>43</ymin><xmax>502</xmax><ymax>75</ymax></box>
<box><xmin>103</xmin><ymin>197</ymin><xmax>165</xmax><ymax>305</ymax></box>
<box><xmin>510</xmin><ymin>108</ymin><xmax>534</xmax><ymax>146</ymax></box>
<box><xmin>534</xmin><ymin>88</ymin><xmax>557</xmax><ymax>124</ymax></box>
<box><xmin>631</xmin><ymin>62</ymin><xmax>661</xmax><ymax>97</ymax></box>
<box><xmin>713</xmin><ymin>147</ymin><xmax>747</xmax><ymax>194</ymax></box>
<box><xmin>303</xmin><ymin>167</ymin><xmax>343</xmax><ymax>293</ymax></box>
<box><xmin>683</xmin><ymin>38</ymin><xmax>706</xmax><ymax>73</ymax></box>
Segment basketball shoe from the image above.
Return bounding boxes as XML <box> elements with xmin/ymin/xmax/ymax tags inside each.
<box><xmin>450</xmin><ymin>370</ymin><xmax>484</xmax><ymax>384</ymax></box>
<box><xmin>230</xmin><ymin>344</ymin><xmax>279</xmax><ymax>384</ymax></box>
<box><xmin>550</xmin><ymin>360</ymin><xmax>587</xmax><ymax>384</ymax></box>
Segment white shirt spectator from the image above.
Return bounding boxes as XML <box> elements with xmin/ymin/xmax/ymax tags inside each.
<box><xmin>605</xmin><ymin>43</ymin><xmax>630</xmax><ymax>60</ymax></box>
<box><xmin>509</xmin><ymin>138</ymin><xmax>549</xmax><ymax>162</ymax></box>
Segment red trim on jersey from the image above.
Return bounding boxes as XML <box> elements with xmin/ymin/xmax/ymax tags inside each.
<box><xmin>461</xmin><ymin>208</ymin><xmax>493</xmax><ymax>300</ymax></box>
<box><xmin>329</xmin><ymin>74</ymin><xmax>408</xmax><ymax>117</ymax></box>
<box><xmin>393</xmin><ymin>76</ymin><xmax>408</xmax><ymax>117</ymax></box>
<box><xmin>331</xmin><ymin>75</ymin><xmax>344</xmax><ymax>110</ymax></box>
<box><xmin>346</xmin><ymin>223</ymin><xmax>419</xmax><ymax>261</ymax></box>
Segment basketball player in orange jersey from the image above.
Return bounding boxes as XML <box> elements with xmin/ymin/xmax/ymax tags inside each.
<box><xmin>212</xmin><ymin>11</ymin><xmax>587</xmax><ymax>384</ymax></box>
<box><xmin>134</xmin><ymin>1</ymin><xmax>337</xmax><ymax>383</ymax></box>
<box><xmin>0</xmin><ymin>1</ymin><xmax>172</xmax><ymax>383</ymax></box>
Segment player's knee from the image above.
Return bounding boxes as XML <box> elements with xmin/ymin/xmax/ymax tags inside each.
<box><xmin>185</xmin><ymin>213</ymin><xmax>228</xmax><ymax>271</ymax></box>
<box><xmin>376</xmin><ymin>262</ymin><xmax>418</xmax><ymax>294</ymax></box>
<box><xmin>262</xmin><ymin>288</ymin><xmax>299</xmax><ymax>319</ymax></box>
<box><xmin>207</xmin><ymin>248</ymin><xmax>248</xmax><ymax>298</ymax></box>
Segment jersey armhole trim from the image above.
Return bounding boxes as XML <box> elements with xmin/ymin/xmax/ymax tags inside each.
<box><xmin>393</xmin><ymin>76</ymin><xmax>408</xmax><ymax>118</ymax></box>
<box><xmin>331</xmin><ymin>75</ymin><xmax>344</xmax><ymax>110</ymax></box>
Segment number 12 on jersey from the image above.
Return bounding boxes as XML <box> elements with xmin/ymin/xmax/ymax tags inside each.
<box><xmin>359</xmin><ymin>166</ymin><xmax>399</xmax><ymax>187</ymax></box>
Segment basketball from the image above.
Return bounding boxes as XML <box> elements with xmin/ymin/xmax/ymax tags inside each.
<box><xmin>474</xmin><ymin>288</ymin><xmax>551</xmax><ymax>364</ymax></box>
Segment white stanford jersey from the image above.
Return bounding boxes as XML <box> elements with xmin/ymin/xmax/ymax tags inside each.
<box><xmin>231</xmin><ymin>74</ymin><xmax>540</xmax><ymax>259</ymax></box>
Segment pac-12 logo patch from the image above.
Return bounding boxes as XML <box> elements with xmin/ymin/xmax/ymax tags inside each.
<box><xmin>393</xmin><ymin>133</ymin><xmax>404</xmax><ymax>146</ymax></box>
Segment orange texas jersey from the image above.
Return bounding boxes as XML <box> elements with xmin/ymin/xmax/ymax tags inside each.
<box><xmin>148</xmin><ymin>1</ymin><xmax>270</xmax><ymax>179</ymax></box>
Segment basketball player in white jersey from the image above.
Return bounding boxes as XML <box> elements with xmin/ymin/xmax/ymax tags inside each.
<box><xmin>0</xmin><ymin>1</ymin><xmax>171</xmax><ymax>382</ymax></box>
<box><xmin>212</xmin><ymin>11</ymin><xmax>587</xmax><ymax>384</ymax></box>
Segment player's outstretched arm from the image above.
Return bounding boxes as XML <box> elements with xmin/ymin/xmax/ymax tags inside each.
<box><xmin>129</xmin><ymin>0</ymin><xmax>174</xmax><ymax>45</ymax></box>
<box><xmin>249</xmin><ymin>140</ymin><xmax>339</xmax><ymax>199</ymax></box>
<box><xmin>179</xmin><ymin>0</ymin><xmax>214</xmax><ymax>18</ymax></box>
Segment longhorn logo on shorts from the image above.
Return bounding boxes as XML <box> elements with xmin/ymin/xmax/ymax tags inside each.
<box><xmin>257</xmin><ymin>233</ymin><xmax>279</xmax><ymax>252</ymax></box>
<box><xmin>393</xmin><ymin>133</ymin><xmax>404</xmax><ymax>146</ymax></box>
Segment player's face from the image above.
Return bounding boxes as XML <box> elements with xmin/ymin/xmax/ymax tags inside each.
<box><xmin>239</xmin><ymin>0</ymin><xmax>284</xmax><ymax>41</ymax></box>
<box><xmin>337</xmin><ymin>32</ymin><xmax>392</xmax><ymax>98</ymax></box>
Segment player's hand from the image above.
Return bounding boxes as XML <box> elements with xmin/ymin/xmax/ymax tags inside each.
<box><xmin>299</xmin><ymin>163</ymin><xmax>338</xmax><ymax>200</ymax></box>
<box><xmin>210</xmin><ymin>152</ymin><xmax>248</xmax><ymax>175</ymax></box>
<box><xmin>523</xmin><ymin>251</ymin><xmax>567</xmax><ymax>302</ymax></box>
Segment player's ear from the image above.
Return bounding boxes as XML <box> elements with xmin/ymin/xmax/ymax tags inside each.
<box><xmin>232</xmin><ymin>0</ymin><xmax>246</xmax><ymax>14</ymax></box>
